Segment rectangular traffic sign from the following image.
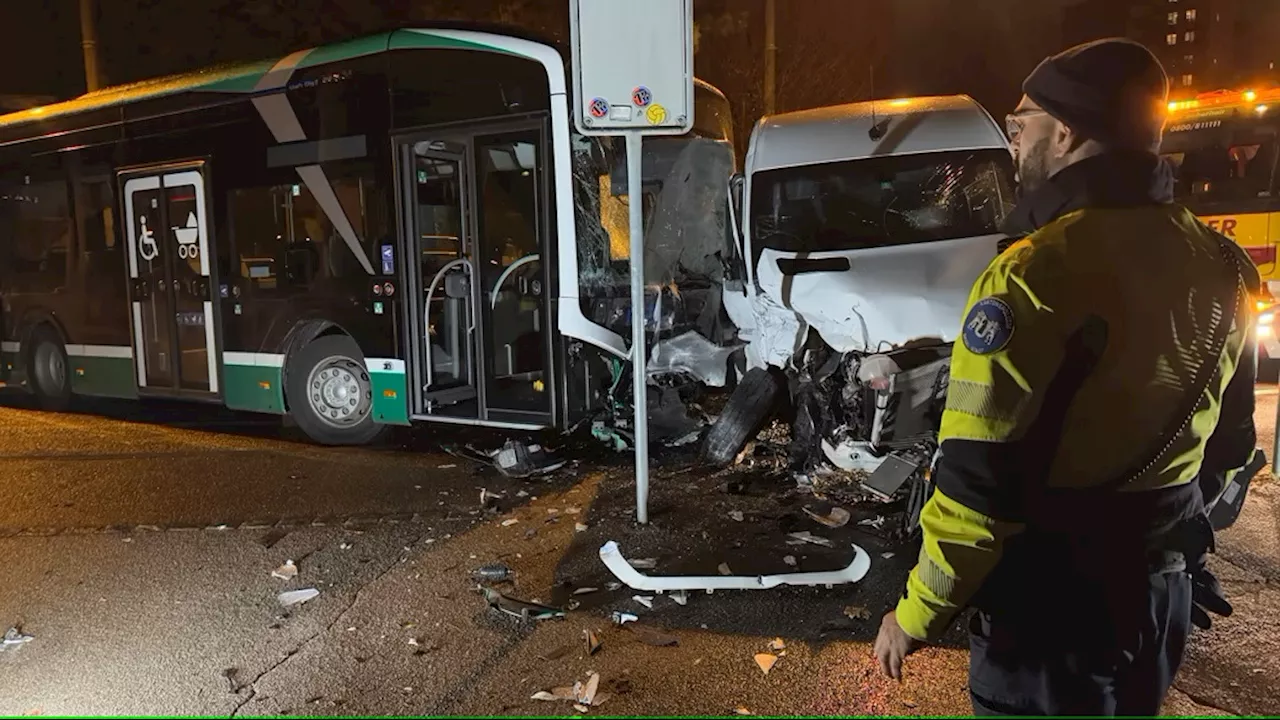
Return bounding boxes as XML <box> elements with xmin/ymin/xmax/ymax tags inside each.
<box><xmin>569</xmin><ymin>0</ymin><xmax>694</xmax><ymax>136</ymax></box>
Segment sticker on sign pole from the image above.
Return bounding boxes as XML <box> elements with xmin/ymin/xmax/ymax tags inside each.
<box><xmin>632</xmin><ymin>86</ymin><xmax>652</xmax><ymax>107</ymax></box>
<box><xmin>588</xmin><ymin>97</ymin><xmax>610</xmax><ymax>119</ymax></box>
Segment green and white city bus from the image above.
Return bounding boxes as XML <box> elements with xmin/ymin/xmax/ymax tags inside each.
<box><xmin>0</xmin><ymin>25</ymin><xmax>736</xmax><ymax>444</ymax></box>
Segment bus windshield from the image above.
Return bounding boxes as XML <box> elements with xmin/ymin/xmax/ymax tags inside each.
<box><xmin>571</xmin><ymin>83</ymin><xmax>736</xmax><ymax>332</ymax></box>
<box><xmin>750</xmin><ymin>149</ymin><xmax>1015</xmax><ymax>254</ymax></box>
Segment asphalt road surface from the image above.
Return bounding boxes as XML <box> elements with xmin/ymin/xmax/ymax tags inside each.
<box><xmin>0</xmin><ymin>392</ymin><xmax>1276</xmax><ymax>716</ymax></box>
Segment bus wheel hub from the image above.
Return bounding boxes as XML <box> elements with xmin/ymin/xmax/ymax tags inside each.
<box><xmin>309</xmin><ymin>361</ymin><xmax>366</xmax><ymax>426</ymax></box>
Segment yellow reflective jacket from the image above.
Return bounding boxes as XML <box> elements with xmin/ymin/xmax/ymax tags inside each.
<box><xmin>895</xmin><ymin>152</ymin><xmax>1259</xmax><ymax>641</ymax></box>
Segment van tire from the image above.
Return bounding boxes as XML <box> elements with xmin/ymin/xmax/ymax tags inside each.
<box><xmin>700</xmin><ymin>366</ymin><xmax>787</xmax><ymax>467</ymax></box>
<box><xmin>285</xmin><ymin>335</ymin><xmax>385</xmax><ymax>446</ymax></box>
<box><xmin>28</xmin><ymin>326</ymin><xmax>72</xmax><ymax>412</ymax></box>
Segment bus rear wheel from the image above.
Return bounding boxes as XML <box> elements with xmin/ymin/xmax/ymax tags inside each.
<box><xmin>28</xmin><ymin>326</ymin><xmax>71</xmax><ymax>412</ymax></box>
<box><xmin>286</xmin><ymin>335</ymin><xmax>383</xmax><ymax>446</ymax></box>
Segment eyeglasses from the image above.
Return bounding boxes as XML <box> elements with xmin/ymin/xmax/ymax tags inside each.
<box><xmin>1005</xmin><ymin>109</ymin><xmax>1048</xmax><ymax>141</ymax></box>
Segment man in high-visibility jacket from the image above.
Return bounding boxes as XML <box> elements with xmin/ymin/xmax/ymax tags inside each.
<box><xmin>873</xmin><ymin>38</ymin><xmax>1259</xmax><ymax>715</ymax></box>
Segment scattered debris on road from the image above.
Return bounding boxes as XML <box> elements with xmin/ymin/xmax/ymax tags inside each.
<box><xmin>734</xmin><ymin>706</ymin><xmax>753</xmax><ymax>715</ymax></box>
<box><xmin>278</xmin><ymin>588</ymin><xmax>320</xmax><ymax>607</ymax></box>
<box><xmin>339</xmin><ymin>541</ymin><xmax>354</xmax><ymax>550</ymax></box>
<box><xmin>271</xmin><ymin>559</ymin><xmax>298</xmax><ymax>580</ymax></box>
<box><xmin>803</xmin><ymin>505</ymin><xmax>851</xmax><ymax>528</ymax></box>
<box><xmin>627</xmin><ymin>558</ymin><xmax>658</xmax><ymax>570</ymax></box>
<box><xmin>630</xmin><ymin>625</ymin><xmax>680</xmax><ymax>647</ymax></box>
<box><xmin>728</xmin><ymin>510</ymin><xmax>744</xmax><ymax>522</ymax></box>
<box><xmin>881</xmin><ymin>551</ymin><xmax>895</xmax><ymax>559</ymax></box>
<box><xmin>632</xmin><ymin>595</ymin><xmax>654</xmax><ymax>609</ymax></box>
<box><xmin>573</xmin><ymin>587</ymin><xmax>599</xmax><ymax>596</ymax></box>
<box><xmin>586</xmin><ymin>629</ymin><xmax>602</xmax><ymax>655</ymax></box>
<box><xmin>472</xmin><ymin>564</ymin><xmax>514</xmax><ymax>583</ymax></box>
<box><xmin>601</xmin><ymin>541</ymin><xmax>872</xmax><ymax>591</ymax></box>
<box><xmin>718</xmin><ymin>562</ymin><xmax>733</xmax><ymax>576</ymax></box>
<box><xmin>754</xmin><ymin>652</ymin><xmax>778</xmax><ymax>675</ymax></box>
<box><xmin>221</xmin><ymin>667</ymin><xmax>238</xmax><ymax>693</ymax></box>
<box><xmin>858</xmin><ymin>515</ymin><xmax>886</xmax><ymax>530</ymax></box>
<box><xmin>786</xmin><ymin>531</ymin><xmax>834</xmax><ymax>548</ymax></box>
<box><xmin>1</xmin><ymin>626</ymin><xmax>34</xmax><ymax>650</ymax></box>
<box><xmin>843</xmin><ymin>605</ymin><xmax>872</xmax><ymax>620</ymax></box>
<box><xmin>768</xmin><ymin>638</ymin><xmax>786</xmax><ymax>652</ymax></box>
<box><xmin>493</xmin><ymin>439</ymin><xmax>567</xmax><ymax>479</ymax></box>
<box><xmin>611</xmin><ymin>612</ymin><xmax>638</xmax><ymax>625</ymax></box>
<box><xmin>480</xmin><ymin>488</ymin><xmax>504</xmax><ymax>509</ymax></box>
<box><xmin>783</xmin><ymin>555</ymin><xmax>797</xmax><ymax>567</ymax></box>
<box><xmin>531</xmin><ymin>672</ymin><xmax>609</xmax><ymax>710</ymax></box>
<box><xmin>501</xmin><ymin>518</ymin><xmax>520</xmax><ymax>527</ymax></box>
<box><xmin>670</xmin><ymin>590</ymin><xmax>689</xmax><ymax>606</ymax></box>
<box><xmin>575</xmin><ymin>523</ymin><xmax>589</xmax><ymax>533</ymax></box>
<box><xmin>481</xmin><ymin>587</ymin><xmax>565</xmax><ymax>621</ymax></box>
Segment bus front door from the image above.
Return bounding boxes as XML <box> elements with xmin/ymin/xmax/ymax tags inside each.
<box><xmin>120</xmin><ymin>164</ymin><xmax>220</xmax><ymax>398</ymax></box>
<box><xmin>402</xmin><ymin>126</ymin><xmax>554</xmax><ymax>428</ymax></box>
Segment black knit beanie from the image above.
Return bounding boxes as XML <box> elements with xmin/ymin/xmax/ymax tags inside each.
<box><xmin>1023</xmin><ymin>38</ymin><xmax>1169</xmax><ymax>150</ymax></box>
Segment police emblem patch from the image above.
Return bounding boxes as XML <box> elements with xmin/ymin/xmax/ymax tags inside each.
<box><xmin>962</xmin><ymin>296</ymin><xmax>1015</xmax><ymax>355</ymax></box>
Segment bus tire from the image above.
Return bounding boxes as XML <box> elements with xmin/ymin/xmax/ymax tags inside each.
<box><xmin>286</xmin><ymin>335</ymin><xmax>384</xmax><ymax>446</ymax></box>
<box><xmin>27</xmin><ymin>325</ymin><xmax>72</xmax><ymax>412</ymax></box>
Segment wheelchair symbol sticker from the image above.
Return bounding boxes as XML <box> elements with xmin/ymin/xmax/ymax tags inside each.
<box><xmin>138</xmin><ymin>215</ymin><xmax>159</xmax><ymax>262</ymax></box>
<box><xmin>632</xmin><ymin>86</ymin><xmax>652</xmax><ymax>107</ymax></box>
<box><xmin>588</xmin><ymin>97</ymin><xmax>610</xmax><ymax>119</ymax></box>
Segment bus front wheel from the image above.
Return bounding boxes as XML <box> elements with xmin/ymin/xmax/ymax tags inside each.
<box><xmin>27</xmin><ymin>326</ymin><xmax>71</xmax><ymax>412</ymax></box>
<box><xmin>286</xmin><ymin>335</ymin><xmax>384</xmax><ymax>446</ymax></box>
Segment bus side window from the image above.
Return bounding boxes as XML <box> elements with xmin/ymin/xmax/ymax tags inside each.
<box><xmin>75</xmin><ymin>177</ymin><xmax>127</xmax><ymax>328</ymax></box>
<box><xmin>0</xmin><ymin>176</ymin><xmax>73</xmax><ymax>295</ymax></box>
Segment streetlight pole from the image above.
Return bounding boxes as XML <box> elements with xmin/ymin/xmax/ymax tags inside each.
<box><xmin>763</xmin><ymin>0</ymin><xmax>776</xmax><ymax>115</ymax></box>
<box><xmin>79</xmin><ymin>0</ymin><xmax>103</xmax><ymax>92</ymax></box>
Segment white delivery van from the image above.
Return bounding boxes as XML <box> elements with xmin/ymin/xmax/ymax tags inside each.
<box><xmin>707</xmin><ymin>95</ymin><xmax>1015</xmax><ymax>535</ymax></box>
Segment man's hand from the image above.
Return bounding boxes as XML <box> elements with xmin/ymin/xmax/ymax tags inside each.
<box><xmin>874</xmin><ymin>610</ymin><xmax>924</xmax><ymax>681</ymax></box>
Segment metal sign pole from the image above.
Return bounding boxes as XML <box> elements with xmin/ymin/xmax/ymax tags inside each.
<box><xmin>627</xmin><ymin>131</ymin><xmax>650</xmax><ymax>524</ymax></box>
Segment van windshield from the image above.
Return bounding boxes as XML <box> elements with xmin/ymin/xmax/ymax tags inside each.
<box><xmin>750</xmin><ymin>149</ymin><xmax>1015</xmax><ymax>253</ymax></box>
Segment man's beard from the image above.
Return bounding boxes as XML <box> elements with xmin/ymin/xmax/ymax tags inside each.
<box><xmin>1014</xmin><ymin>136</ymin><xmax>1052</xmax><ymax>199</ymax></box>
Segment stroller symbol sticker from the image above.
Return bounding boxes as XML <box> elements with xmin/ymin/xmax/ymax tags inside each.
<box><xmin>138</xmin><ymin>215</ymin><xmax>159</xmax><ymax>262</ymax></box>
<box><xmin>174</xmin><ymin>211</ymin><xmax>200</xmax><ymax>259</ymax></box>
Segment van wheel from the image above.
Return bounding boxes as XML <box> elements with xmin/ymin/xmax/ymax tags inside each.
<box><xmin>700</xmin><ymin>366</ymin><xmax>787</xmax><ymax>467</ymax></box>
<box><xmin>28</xmin><ymin>326</ymin><xmax>71</xmax><ymax>411</ymax></box>
<box><xmin>286</xmin><ymin>335</ymin><xmax>384</xmax><ymax>446</ymax></box>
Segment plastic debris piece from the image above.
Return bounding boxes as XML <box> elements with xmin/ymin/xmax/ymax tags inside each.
<box><xmin>754</xmin><ymin>653</ymin><xmax>778</xmax><ymax>675</ymax></box>
<box><xmin>278</xmin><ymin>588</ymin><xmax>320</xmax><ymax>607</ymax></box>
<box><xmin>601</xmin><ymin>541</ymin><xmax>872</xmax><ymax>591</ymax></box>
<box><xmin>844</xmin><ymin>605</ymin><xmax>872</xmax><ymax>620</ymax></box>
<box><xmin>492</xmin><ymin>439</ymin><xmax>567</xmax><ymax>478</ymax></box>
<box><xmin>472</xmin><ymin>564</ymin><xmax>513</xmax><ymax>582</ymax></box>
<box><xmin>783</xmin><ymin>555</ymin><xmax>797</xmax><ymax>567</ymax></box>
<box><xmin>501</xmin><ymin>518</ymin><xmax>520</xmax><ymax>527</ymax></box>
<box><xmin>728</xmin><ymin>510</ymin><xmax>744</xmax><ymax>522</ymax></box>
<box><xmin>606</xmin><ymin>582</ymin><xmax>622</xmax><ymax>592</ymax></box>
<box><xmin>881</xmin><ymin>552</ymin><xmax>895</xmax><ymax>559</ymax></box>
<box><xmin>573</xmin><ymin>703</ymin><xmax>589</xmax><ymax>713</ymax></box>
<box><xmin>718</xmin><ymin>563</ymin><xmax>733</xmax><ymax>576</ymax></box>
<box><xmin>531</xmin><ymin>691</ymin><xmax>560</xmax><ymax>701</ymax></box>
<box><xmin>612</xmin><ymin>612</ymin><xmax>638</xmax><ymax>625</ymax></box>
<box><xmin>633</xmin><ymin>595</ymin><xmax>654</xmax><ymax>609</ymax></box>
<box><xmin>769</xmin><ymin>638</ymin><xmax>786</xmax><ymax>652</ymax></box>
<box><xmin>580</xmin><ymin>672</ymin><xmax>600</xmax><ymax>705</ymax></box>
<box><xmin>2</xmin><ymin>627</ymin><xmax>34</xmax><ymax>647</ymax></box>
<box><xmin>627</xmin><ymin>558</ymin><xmax>658</xmax><ymax>570</ymax></box>
<box><xmin>271</xmin><ymin>560</ymin><xmax>298</xmax><ymax>580</ymax></box>
<box><xmin>670</xmin><ymin>590</ymin><xmax>689</xmax><ymax>606</ymax></box>
<box><xmin>565</xmin><ymin>507</ymin><xmax>581</xmax><ymax>515</ymax></box>
<box><xmin>481</xmin><ymin>587</ymin><xmax>566</xmax><ymax>621</ymax></box>
<box><xmin>858</xmin><ymin>515</ymin><xmax>886</xmax><ymax>530</ymax></box>
<box><xmin>803</xmin><ymin>505</ymin><xmax>851</xmax><ymax>528</ymax></box>
<box><xmin>480</xmin><ymin>488</ymin><xmax>504</xmax><ymax>508</ymax></box>
<box><xmin>573</xmin><ymin>587</ymin><xmax>599</xmax><ymax>596</ymax></box>
<box><xmin>631</xmin><ymin>625</ymin><xmax>679</xmax><ymax>647</ymax></box>
<box><xmin>575</xmin><ymin>523</ymin><xmax>589</xmax><ymax>533</ymax></box>
<box><xmin>786</xmin><ymin>531</ymin><xmax>834</xmax><ymax>548</ymax></box>
<box><xmin>438</xmin><ymin>463</ymin><xmax>457</xmax><ymax>469</ymax></box>
<box><xmin>734</xmin><ymin>707</ymin><xmax>753</xmax><ymax>715</ymax></box>
<box><xmin>586</xmin><ymin>629</ymin><xmax>602</xmax><ymax>655</ymax></box>
<box><xmin>516</xmin><ymin>490</ymin><xmax>529</xmax><ymax>498</ymax></box>
<box><xmin>339</xmin><ymin>541</ymin><xmax>354</xmax><ymax>550</ymax></box>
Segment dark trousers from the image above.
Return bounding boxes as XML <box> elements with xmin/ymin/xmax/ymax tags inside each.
<box><xmin>967</xmin><ymin>570</ymin><xmax>1193</xmax><ymax>716</ymax></box>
